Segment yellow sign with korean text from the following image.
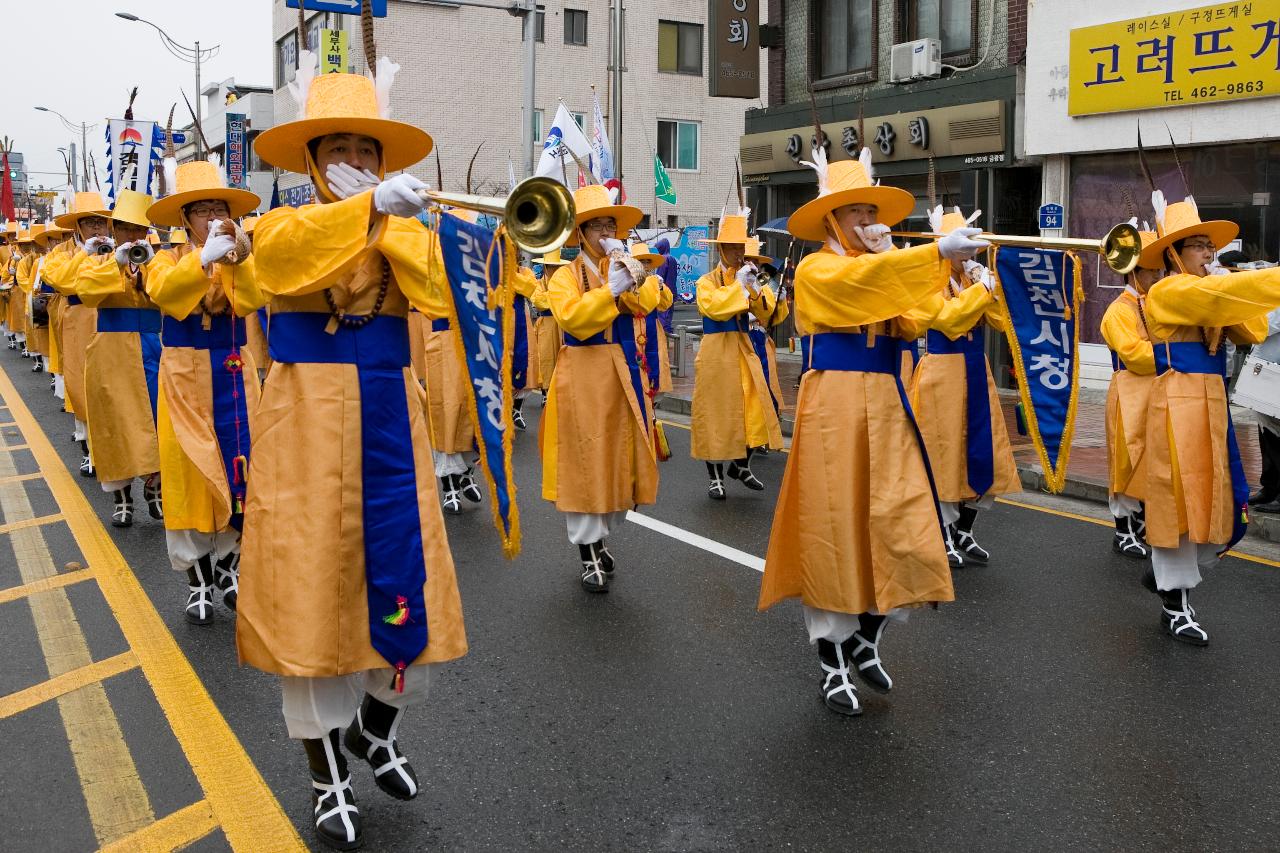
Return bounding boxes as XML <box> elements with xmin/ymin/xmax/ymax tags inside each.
<box><xmin>320</xmin><ymin>28</ymin><xmax>348</xmax><ymax>75</ymax></box>
<box><xmin>1069</xmin><ymin>1</ymin><xmax>1280</xmax><ymax>116</ymax></box>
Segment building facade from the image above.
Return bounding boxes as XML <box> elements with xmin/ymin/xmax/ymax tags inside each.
<box><xmin>1025</xmin><ymin>0</ymin><xmax>1280</xmax><ymax>386</ymax></box>
<box><xmin>268</xmin><ymin>0</ymin><xmax>769</xmax><ymax>230</ymax></box>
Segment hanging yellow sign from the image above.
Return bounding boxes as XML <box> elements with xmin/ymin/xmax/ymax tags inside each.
<box><xmin>1068</xmin><ymin>1</ymin><xmax>1280</xmax><ymax>116</ymax></box>
<box><xmin>320</xmin><ymin>28</ymin><xmax>348</xmax><ymax>75</ymax></box>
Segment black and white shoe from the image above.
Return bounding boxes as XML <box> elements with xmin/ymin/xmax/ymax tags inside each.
<box><xmin>955</xmin><ymin>504</ymin><xmax>989</xmax><ymax>564</ymax></box>
<box><xmin>344</xmin><ymin>693</ymin><xmax>419</xmax><ymax>801</ymax></box>
<box><xmin>5</xmin><ymin>336</ymin><xmax>14</xmax><ymax>351</ymax></box>
<box><xmin>727</xmin><ymin>455</ymin><xmax>765</xmax><ymax>491</ymax></box>
<box><xmin>31</xmin><ymin>355</ymin><xmax>43</xmax><ymax>373</ymax></box>
<box><xmin>20</xmin><ymin>347</ymin><xmax>29</xmax><ymax>358</ymax></box>
<box><xmin>144</xmin><ymin>478</ymin><xmax>163</xmax><ymax>520</ymax></box>
<box><xmin>111</xmin><ymin>486</ymin><xmax>134</xmax><ymax>527</ymax></box>
<box><xmin>598</xmin><ymin>541</ymin><xmax>615</xmax><ymax>575</ymax></box>
<box><xmin>1132</xmin><ymin>506</ymin><xmax>1147</xmax><ymax>542</ymax></box>
<box><xmin>49</xmin><ymin>375</ymin><xmax>56</xmax><ymax>392</ymax></box>
<box><xmin>579</xmin><ymin>542</ymin><xmax>609</xmax><ymax>593</ymax></box>
<box><xmin>1159</xmin><ymin>588</ymin><xmax>1209</xmax><ymax>646</ymax></box>
<box><xmin>512</xmin><ymin>399</ymin><xmax>527</xmax><ymax>431</ymax></box>
<box><xmin>707</xmin><ymin>462</ymin><xmax>726</xmax><ymax>500</ymax></box>
<box><xmin>304</xmin><ymin>729</ymin><xmax>363</xmax><ymax>851</ymax></box>
<box><xmin>1112</xmin><ymin>515</ymin><xmax>1149</xmax><ymax>558</ymax></box>
<box><xmin>943</xmin><ymin>524</ymin><xmax>965</xmax><ymax>569</ymax></box>
<box><xmin>459</xmin><ymin>468</ymin><xmax>483</xmax><ymax>503</ymax></box>
<box><xmin>816</xmin><ymin>638</ymin><xmax>862</xmax><ymax>716</ymax></box>
<box><xmin>213</xmin><ymin>552</ymin><xmax>240</xmax><ymax>611</ymax></box>
<box><xmin>440</xmin><ymin>475</ymin><xmax>461</xmax><ymax>514</ymax></box>
<box><xmin>850</xmin><ymin>614</ymin><xmax>893</xmax><ymax>693</ymax></box>
<box><xmin>184</xmin><ymin>556</ymin><xmax>215</xmax><ymax>625</ymax></box>
<box><xmin>78</xmin><ymin>441</ymin><xmax>94</xmax><ymax>478</ymax></box>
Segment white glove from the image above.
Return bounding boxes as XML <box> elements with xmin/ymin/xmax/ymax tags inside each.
<box><xmin>326</xmin><ymin>162</ymin><xmax>381</xmax><ymax>201</ymax></box>
<box><xmin>962</xmin><ymin>259</ymin><xmax>995</xmax><ymax>293</ymax></box>
<box><xmin>853</xmin><ymin>223</ymin><xmax>893</xmax><ymax>254</ymax></box>
<box><xmin>599</xmin><ymin>237</ymin><xmax>626</xmax><ymax>256</ymax></box>
<box><xmin>373</xmin><ymin>173</ymin><xmax>428</xmax><ymax>217</ymax></box>
<box><xmin>1205</xmin><ymin>260</ymin><xmax>1231</xmax><ymax>276</ymax></box>
<box><xmin>608</xmin><ymin>259</ymin><xmax>634</xmax><ymax>296</ymax></box>
<box><xmin>736</xmin><ymin>263</ymin><xmax>759</xmax><ymax>297</ymax></box>
<box><xmin>84</xmin><ymin>236</ymin><xmax>115</xmax><ymax>256</ymax></box>
<box><xmin>114</xmin><ymin>240</ymin><xmax>154</xmax><ymax>267</ymax></box>
<box><xmin>938</xmin><ymin>227</ymin><xmax>989</xmax><ymax>261</ymax></box>
<box><xmin>200</xmin><ymin>232</ymin><xmax>237</xmax><ymax>266</ymax></box>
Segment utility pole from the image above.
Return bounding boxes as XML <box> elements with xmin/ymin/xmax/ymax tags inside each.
<box><xmin>523</xmin><ymin>0</ymin><xmax>536</xmax><ymax>178</ymax></box>
<box><xmin>609</xmin><ymin>0</ymin><xmax>625</xmax><ymax>181</ymax></box>
<box><xmin>69</xmin><ymin>142</ymin><xmax>79</xmax><ymax>196</ymax></box>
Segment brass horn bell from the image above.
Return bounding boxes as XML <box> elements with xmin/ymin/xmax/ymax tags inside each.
<box><xmin>890</xmin><ymin>222</ymin><xmax>1143</xmax><ymax>275</ymax></box>
<box><xmin>417</xmin><ymin>176</ymin><xmax>576</xmax><ymax>255</ymax></box>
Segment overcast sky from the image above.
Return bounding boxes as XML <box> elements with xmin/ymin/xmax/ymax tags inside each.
<box><xmin>4</xmin><ymin>0</ymin><xmax>271</xmax><ymax>194</ymax></box>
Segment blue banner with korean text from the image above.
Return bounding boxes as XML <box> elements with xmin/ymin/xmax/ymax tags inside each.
<box><xmin>438</xmin><ymin>213</ymin><xmax>521</xmax><ymax>557</ymax></box>
<box><xmin>994</xmin><ymin>247</ymin><xmax>1084</xmax><ymax>493</ymax></box>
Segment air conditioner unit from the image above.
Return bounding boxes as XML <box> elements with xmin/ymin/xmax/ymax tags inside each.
<box><xmin>889</xmin><ymin>38</ymin><xmax>942</xmax><ymax>83</ymax></box>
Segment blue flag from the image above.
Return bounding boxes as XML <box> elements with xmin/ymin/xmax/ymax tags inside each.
<box><xmin>438</xmin><ymin>213</ymin><xmax>521</xmax><ymax>556</ymax></box>
<box><xmin>994</xmin><ymin>247</ymin><xmax>1083</xmax><ymax>493</ymax></box>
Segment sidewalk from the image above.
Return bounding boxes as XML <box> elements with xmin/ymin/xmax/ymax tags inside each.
<box><xmin>656</xmin><ymin>339</ymin><xmax>1279</xmax><ymax>544</ymax></box>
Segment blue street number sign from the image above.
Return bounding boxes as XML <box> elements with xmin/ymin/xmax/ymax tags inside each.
<box><xmin>285</xmin><ymin>0</ymin><xmax>387</xmax><ymax>16</ymax></box>
<box><xmin>1038</xmin><ymin>203</ymin><xmax>1064</xmax><ymax>230</ymax></box>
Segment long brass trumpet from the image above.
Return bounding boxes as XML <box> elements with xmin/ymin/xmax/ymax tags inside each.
<box><xmin>889</xmin><ymin>222</ymin><xmax>1142</xmax><ymax>275</ymax></box>
<box><xmin>417</xmin><ymin>176</ymin><xmax>575</xmax><ymax>255</ymax></box>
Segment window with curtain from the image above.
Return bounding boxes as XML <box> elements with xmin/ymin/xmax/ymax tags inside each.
<box><xmin>657</xmin><ymin>120</ymin><xmax>699</xmax><ymax>172</ymax></box>
<box><xmin>658</xmin><ymin>21</ymin><xmax>703</xmax><ymax>75</ymax></box>
<box><xmin>904</xmin><ymin>0</ymin><xmax>973</xmax><ymax>57</ymax></box>
<box><xmin>815</xmin><ymin>0</ymin><xmax>874</xmax><ymax>79</ymax></box>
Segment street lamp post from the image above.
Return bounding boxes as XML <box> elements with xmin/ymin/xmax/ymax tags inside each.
<box><xmin>34</xmin><ymin>107</ymin><xmax>95</xmax><ymax>191</ymax></box>
<box><xmin>115</xmin><ymin>12</ymin><xmax>220</xmax><ymax>159</ymax></box>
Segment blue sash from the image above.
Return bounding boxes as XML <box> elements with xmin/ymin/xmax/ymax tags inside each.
<box><xmin>513</xmin><ymin>293</ymin><xmax>529</xmax><ymax>390</ymax></box>
<box><xmin>800</xmin><ymin>334</ymin><xmax>812</xmax><ymax>373</ymax></box>
<box><xmin>161</xmin><ymin>314</ymin><xmax>251</xmax><ymax>530</ymax></box>
<box><xmin>1153</xmin><ymin>341</ymin><xmax>1249</xmax><ymax>550</ymax></box>
<box><xmin>926</xmin><ymin>329</ymin><xmax>994</xmax><ymax>497</ymax></box>
<box><xmin>702</xmin><ymin>315</ymin><xmax>748</xmax><ymax>334</ymax></box>
<box><xmin>809</xmin><ymin>332</ymin><xmax>944</xmax><ymax>533</ymax></box>
<box><xmin>564</xmin><ymin>313</ymin><xmax>649</xmax><ymax>437</ymax></box>
<box><xmin>644</xmin><ymin>312</ymin><xmax>663</xmax><ymax>391</ymax></box>
<box><xmin>533</xmin><ymin>308</ymin><xmax>553</xmax><ymax>319</ymax></box>
<box><xmin>431</xmin><ymin>318</ymin><xmax>450</xmax><ymax>333</ymax></box>
<box><xmin>269</xmin><ymin>312</ymin><xmax>428</xmax><ymax>677</ymax></box>
<box><xmin>66</xmin><ymin>295</ymin><xmax>82</xmax><ymax>306</ymax></box>
<box><xmin>1110</xmin><ymin>351</ymin><xmax>1126</xmax><ymax>372</ymax></box>
<box><xmin>98</xmin><ymin>308</ymin><xmax>161</xmax><ymax>422</ymax></box>
<box><xmin>748</xmin><ymin>328</ymin><xmax>780</xmax><ymax>413</ymax></box>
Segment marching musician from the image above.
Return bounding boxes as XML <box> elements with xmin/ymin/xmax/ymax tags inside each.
<box><xmin>74</xmin><ymin>189</ymin><xmax>164</xmax><ymax>528</ymax></box>
<box><xmin>691</xmin><ymin>207</ymin><xmax>783</xmax><ymax>499</ymax></box>
<box><xmin>906</xmin><ymin>206</ymin><xmax>1017</xmax><ymax>568</ymax></box>
<box><xmin>629</xmin><ymin>241</ymin><xmax>674</xmax><ymax>398</ymax></box>
<box><xmin>1100</xmin><ymin>224</ymin><xmax>1164</xmax><ymax>559</ymax></box>
<box><xmin>6</xmin><ymin>228</ymin><xmax>31</xmax><ymax>357</ymax></box>
<box><xmin>15</xmin><ymin>225</ymin><xmax>49</xmax><ymax>374</ymax></box>
<box><xmin>758</xmin><ymin>146</ymin><xmax>988</xmax><ymax>716</ymax></box>
<box><xmin>0</xmin><ymin>224</ymin><xmax>14</xmax><ymax>346</ymax></box>
<box><xmin>43</xmin><ymin>191</ymin><xmax>113</xmax><ymax>478</ymax></box>
<box><xmin>243</xmin><ymin>57</ymin><xmax>467</xmax><ymax>849</ymax></box>
<box><xmin>41</xmin><ymin>223</ymin><xmax>72</xmax><ymax>401</ymax></box>
<box><xmin>541</xmin><ymin>184</ymin><xmax>661</xmax><ymax>592</ymax></box>
<box><xmin>511</xmin><ymin>258</ymin><xmax>539</xmax><ymax>431</ymax></box>
<box><xmin>1135</xmin><ymin>189</ymin><xmax>1280</xmax><ymax>645</ymax></box>
<box><xmin>145</xmin><ymin>156</ymin><xmax>263</xmax><ymax>623</ymax></box>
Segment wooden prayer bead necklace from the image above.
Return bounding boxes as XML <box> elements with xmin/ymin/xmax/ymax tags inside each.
<box><xmin>323</xmin><ymin>258</ymin><xmax>390</xmax><ymax>330</ymax></box>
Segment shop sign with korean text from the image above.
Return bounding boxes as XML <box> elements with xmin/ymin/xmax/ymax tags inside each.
<box><xmin>320</xmin><ymin>28</ymin><xmax>348</xmax><ymax>74</ymax></box>
<box><xmin>1069</xmin><ymin>1</ymin><xmax>1280</xmax><ymax>116</ymax></box>
<box><xmin>709</xmin><ymin>0</ymin><xmax>759</xmax><ymax>98</ymax></box>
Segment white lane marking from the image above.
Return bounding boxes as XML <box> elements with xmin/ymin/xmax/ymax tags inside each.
<box><xmin>625</xmin><ymin>510</ymin><xmax>765</xmax><ymax>573</ymax></box>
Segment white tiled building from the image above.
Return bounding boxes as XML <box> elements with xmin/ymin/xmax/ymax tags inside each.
<box><xmin>269</xmin><ymin>0</ymin><xmax>769</xmax><ymax>228</ymax></box>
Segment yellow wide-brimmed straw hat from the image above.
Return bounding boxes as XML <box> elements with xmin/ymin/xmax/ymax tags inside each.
<box><xmin>537</xmin><ymin>247</ymin><xmax>568</xmax><ymax>267</ymax></box>
<box><xmin>20</xmin><ymin>224</ymin><xmax>46</xmax><ymax>245</ymax></box>
<box><xmin>1135</xmin><ymin>228</ymin><xmax>1165</xmax><ymax>272</ymax></box>
<box><xmin>570</xmin><ymin>184</ymin><xmax>642</xmax><ymax>245</ymax></box>
<box><xmin>147</xmin><ymin>159</ymin><xmax>260</xmax><ymax>227</ymax></box>
<box><xmin>147</xmin><ymin>230</ymin><xmax>162</xmax><ymax>246</ymax></box>
<box><xmin>2</xmin><ymin>222</ymin><xmax>17</xmax><ymax>241</ymax></box>
<box><xmin>629</xmin><ymin>241</ymin><xmax>663</xmax><ymax>269</ymax></box>
<box><xmin>241</xmin><ymin>215</ymin><xmax>258</xmax><ymax>235</ymax></box>
<box><xmin>745</xmin><ymin>237</ymin><xmax>772</xmax><ymax>265</ymax></box>
<box><xmin>111</xmin><ymin>189</ymin><xmax>155</xmax><ymax>229</ymax></box>
<box><xmin>701</xmin><ymin>213</ymin><xmax>751</xmax><ymax>245</ymax></box>
<box><xmin>54</xmin><ymin>191</ymin><xmax>112</xmax><ymax>230</ymax></box>
<box><xmin>255</xmin><ymin>63</ymin><xmax>433</xmax><ymax>175</ymax></box>
<box><xmin>1143</xmin><ymin>191</ymin><xmax>1238</xmax><ymax>269</ymax></box>
<box><xmin>169</xmin><ymin>227</ymin><xmax>188</xmax><ymax>245</ymax></box>
<box><xmin>34</xmin><ymin>223</ymin><xmax>70</xmax><ymax>247</ymax></box>
<box><xmin>788</xmin><ymin>148</ymin><xmax>915</xmax><ymax>241</ymax></box>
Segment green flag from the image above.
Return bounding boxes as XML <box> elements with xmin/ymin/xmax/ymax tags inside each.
<box><xmin>654</xmin><ymin>155</ymin><xmax>677</xmax><ymax>205</ymax></box>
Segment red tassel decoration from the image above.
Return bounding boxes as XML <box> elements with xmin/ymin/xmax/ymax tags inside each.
<box><xmin>391</xmin><ymin>661</ymin><xmax>406</xmax><ymax>694</ymax></box>
<box><xmin>383</xmin><ymin>595</ymin><xmax>411</xmax><ymax>626</ymax></box>
<box><xmin>233</xmin><ymin>455</ymin><xmax>249</xmax><ymax>485</ymax></box>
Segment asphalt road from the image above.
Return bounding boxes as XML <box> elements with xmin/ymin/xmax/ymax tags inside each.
<box><xmin>3</xmin><ymin>352</ymin><xmax>1279</xmax><ymax>852</ymax></box>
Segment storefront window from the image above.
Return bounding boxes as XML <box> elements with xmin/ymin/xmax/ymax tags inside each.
<box><xmin>1069</xmin><ymin>142</ymin><xmax>1280</xmax><ymax>345</ymax></box>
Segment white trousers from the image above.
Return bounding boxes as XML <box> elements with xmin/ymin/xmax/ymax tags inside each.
<box><xmin>939</xmin><ymin>493</ymin><xmax>996</xmax><ymax>527</ymax></box>
<box><xmin>565</xmin><ymin>510</ymin><xmax>627</xmax><ymax>545</ymax></box>
<box><xmin>802</xmin><ymin>605</ymin><xmax>908</xmax><ymax>644</ymax></box>
<box><xmin>281</xmin><ymin>663</ymin><xmax>437</xmax><ymax>740</ymax></box>
<box><xmin>1150</xmin><ymin>535</ymin><xmax>1219</xmax><ymax>591</ymax></box>
<box><xmin>101</xmin><ymin>478</ymin><xmax>132</xmax><ymax>493</ymax></box>
<box><xmin>16</xmin><ymin>332</ymin><xmax>25</xmax><ymax>344</ymax></box>
<box><xmin>165</xmin><ymin>528</ymin><xmax>240</xmax><ymax>573</ymax></box>
<box><xmin>432</xmin><ymin>450</ymin><xmax>469</xmax><ymax>477</ymax></box>
<box><xmin>1108</xmin><ymin>493</ymin><xmax>1142</xmax><ymax>519</ymax></box>
<box><xmin>73</xmin><ymin>418</ymin><xmax>87</xmax><ymax>442</ymax></box>
<box><xmin>53</xmin><ymin>374</ymin><xmax>64</xmax><ymax>400</ymax></box>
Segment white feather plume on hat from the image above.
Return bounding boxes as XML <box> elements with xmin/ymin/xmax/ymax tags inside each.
<box><xmin>799</xmin><ymin>144</ymin><xmax>829</xmax><ymax>195</ymax></box>
<box><xmin>162</xmin><ymin>155</ymin><xmax>178</xmax><ymax>199</ymax></box>
<box><xmin>374</xmin><ymin>57</ymin><xmax>400</xmax><ymax>119</ymax></box>
<box><xmin>288</xmin><ymin>50</ymin><xmax>318</xmax><ymax>113</ymax></box>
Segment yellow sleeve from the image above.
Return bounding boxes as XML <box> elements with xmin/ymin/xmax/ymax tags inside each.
<box><xmin>918</xmin><ymin>282</ymin><xmax>993</xmax><ymax>340</ymax></box>
<box><xmin>513</xmin><ymin>266</ymin><xmax>538</xmax><ymax>298</ymax></box>
<box><xmin>697</xmin><ymin>271</ymin><xmax>749</xmax><ymax>321</ymax></box>
<box><xmin>41</xmin><ymin>246</ymin><xmax>85</xmax><ymax>295</ymax></box>
<box><xmin>1226</xmin><ymin>314</ymin><xmax>1270</xmax><ymax>346</ymax></box>
<box><xmin>795</xmin><ymin>244</ymin><xmax>950</xmax><ymax>330</ymax></box>
<box><xmin>766</xmin><ymin>286</ymin><xmax>790</xmax><ymax>328</ymax></box>
<box><xmin>529</xmin><ymin>278</ymin><xmax>551</xmax><ymax>311</ymax></box>
<box><xmin>369</xmin><ymin>217</ymin><xmax>448</xmax><ymax>315</ymax></box>
<box><xmin>253</xmin><ymin>192</ymin><xmax>383</xmax><ymax>298</ymax></box>
<box><xmin>16</xmin><ymin>256</ymin><xmax>36</xmax><ymax>293</ymax></box>
<box><xmin>896</xmin><ymin>291</ymin><xmax>948</xmax><ymax>339</ymax></box>
<box><xmin>1100</xmin><ymin>300</ymin><xmax>1156</xmax><ymax>375</ymax></box>
<box><xmin>549</xmin><ymin>262</ymin><xmax>618</xmax><ymax>340</ymax></box>
<box><xmin>619</xmin><ymin>274</ymin><xmax>660</xmax><ymax>315</ymax></box>
<box><xmin>1146</xmin><ymin>269</ymin><xmax>1280</xmax><ymax>329</ymax></box>
<box><xmin>221</xmin><ymin>257</ymin><xmax>267</xmax><ymax>317</ymax></box>
<box><xmin>982</xmin><ymin>296</ymin><xmax>1007</xmax><ymax>332</ymax></box>
<box><xmin>75</xmin><ymin>254</ymin><xmax>132</xmax><ymax>307</ymax></box>
<box><xmin>747</xmin><ymin>284</ymin><xmax>777</xmax><ymax>324</ymax></box>
<box><xmin>655</xmin><ymin>278</ymin><xmax>674</xmax><ymax>311</ymax></box>
<box><xmin>146</xmin><ymin>249</ymin><xmax>209</xmax><ymax>319</ymax></box>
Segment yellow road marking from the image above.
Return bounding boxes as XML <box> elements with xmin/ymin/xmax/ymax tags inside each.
<box><xmin>0</xmin><ymin>565</ymin><xmax>94</xmax><ymax>604</ymax></box>
<box><xmin>98</xmin><ymin>799</ymin><xmax>218</xmax><ymax>853</ymax></box>
<box><xmin>0</xmin><ymin>421</ymin><xmax>18</xmax><ymax>428</ymax></box>
<box><xmin>0</xmin><ymin>471</ymin><xmax>42</xmax><ymax>486</ymax></box>
<box><xmin>0</xmin><ymin>444</ymin><xmax>154</xmax><ymax>843</ymax></box>
<box><xmin>0</xmin><ymin>650</ymin><xmax>137</xmax><ymax>719</ymax></box>
<box><xmin>0</xmin><ymin>513</ymin><xmax>64</xmax><ymax>535</ymax></box>
<box><xmin>0</xmin><ymin>368</ymin><xmax>304</xmax><ymax>850</ymax></box>
<box><xmin>0</xmin><ymin>443</ymin><xmax>29</xmax><ymax>452</ymax></box>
